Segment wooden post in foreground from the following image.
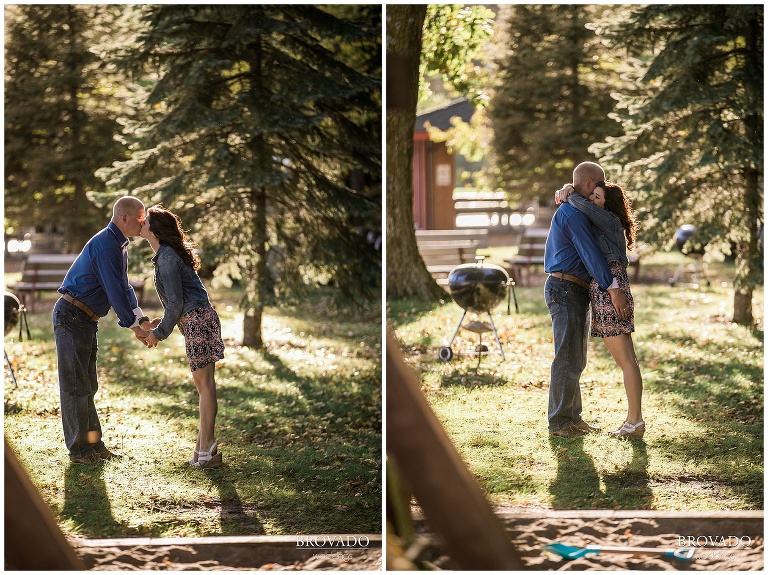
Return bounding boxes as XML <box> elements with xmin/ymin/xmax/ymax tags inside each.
<box><xmin>386</xmin><ymin>332</ymin><xmax>524</xmax><ymax>570</ymax></box>
<box><xmin>5</xmin><ymin>439</ymin><xmax>85</xmax><ymax>570</ymax></box>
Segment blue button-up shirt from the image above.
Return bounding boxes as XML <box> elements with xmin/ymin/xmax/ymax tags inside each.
<box><xmin>58</xmin><ymin>222</ymin><xmax>143</xmax><ymax>328</ymax></box>
<box><xmin>544</xmin><ymin>202</ymin><xmax>615</xmax><ymax>290</ymax></box>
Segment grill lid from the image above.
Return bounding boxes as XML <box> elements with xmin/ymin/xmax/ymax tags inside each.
<box><xmin>448</xmin><ymin>258</ymin><xmax>509</xmax><ymax>313</ymax></box>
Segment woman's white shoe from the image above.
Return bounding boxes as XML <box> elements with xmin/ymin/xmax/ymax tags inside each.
<box><xmin>189</xmin><ymin>442</ymin><xmax>222</xmax><ymax>468</ymax></box>
<box><xmin>609</xmin><ymin>420</ymin><xmax>645</xmax><ymax>438</ymax></box>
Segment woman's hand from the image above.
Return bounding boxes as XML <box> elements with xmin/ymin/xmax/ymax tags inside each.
<box><xmin>145</xmin><ymin>331</ymin><xmax>161</xmax><ymax>349</ymax></box>
<box><xmin>554</xmin><ymin>184</ymin><xmax>574</xmax><ymax>205</ymax></box>
<box><xmin>608</xmin><ymin>288</ymin><xmax>630</xmax><ymax>320</ymax></box>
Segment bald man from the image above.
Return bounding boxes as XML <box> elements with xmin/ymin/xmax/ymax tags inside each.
<box><xmin>53</xmin><ymin>196</ymin><xmax>151</xmax><ymax>463</ymax></box>
<box><xmin>544</xmin><ymin>162</ymin><xmax>629</xmax><ymax>438</ymax></box>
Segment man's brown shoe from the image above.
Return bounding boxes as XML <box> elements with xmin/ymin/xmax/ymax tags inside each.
<box><xmin>70</xmin><ymin>451</ymin><xmax>102</xmax><ymax>464</ymax></box>
<box><xmin>96</xmin><ymin>447</ymin><xmax>122</xmax><ymax>461</ymax></box>
<box><xmin>575</xmin><ymin>420</ymin><xmax>600</xmax><ymax>434</ymax></box>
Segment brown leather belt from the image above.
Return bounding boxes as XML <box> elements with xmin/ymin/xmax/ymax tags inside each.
<box><xmin>61</xmin><ymin>293</ymin><xmax>100</xmax><ymax>323</ymax></box>
<box><xmin>548</xmin><ymin>272</ymin><xmax>589</xmax><ymax>289</ymax></box>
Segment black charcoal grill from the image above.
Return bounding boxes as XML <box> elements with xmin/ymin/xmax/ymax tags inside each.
<box><xmin>669</xmin><ymin>225</ymin><xmax>710</xmax><ymax>287</ymax></box>
<box><xmin>438</xmin><ymin>256</ymin><xmax>516</xmax><ymax>362</ymax></box>
<box><xmin>5</xmin><ymin>292</ymin><xmax>29</xmax><ymax>387</ymax></box>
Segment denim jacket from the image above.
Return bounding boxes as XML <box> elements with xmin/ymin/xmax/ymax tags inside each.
<box><xmin>568</xmin><ymin>194</ymin><xmax>629</xmax><ymax>268</ymax></box>
<box><xmin>151</xmin><ymin>244</ymin><xmax>211</xmax><ymax>340</ymax></box>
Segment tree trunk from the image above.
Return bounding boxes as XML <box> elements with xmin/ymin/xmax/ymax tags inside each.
<box><xmin>243</xmin><ymin>308</ymin><xmax>264</xmax><ymax>349</ymax></box>
<box><xmin>386</xmin><ymin>5</ymin><xmax>445</xmax><ymax>301</ymax></box>
<box><xmin>732</xmin><ymin>166</ymin><xmax>760</xmax><ymax>326</ymax></box>
<box><xmin>733</xmin><ymin>16</ymin><xmax>762</xmax><ymax>327</ymax></box>
<box><xmin>65</xmin><ymin>5</ymin><xmax>89</xmax><ymax>252</ymax></box>
<box><xmin>733</xmin><ymin>288</ymin><xmax>753</xmax><ymax>326</ymax></box>
<box><xmin>243</xmin><ymin>39</ymin><xmax>268</xmax><ymax>348</ymax></box>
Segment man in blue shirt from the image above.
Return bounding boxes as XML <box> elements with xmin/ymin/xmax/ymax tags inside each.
<box><xmin>53</xmin><ymin>196</ymin><xmax>152</xmax><ymax>463</ymax></box>
<box><xmin>544</xmin><ymin>162</ymin><xmax>629</xmax><ymax>438</ymax></box>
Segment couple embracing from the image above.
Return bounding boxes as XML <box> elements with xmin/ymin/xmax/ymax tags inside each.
<box><xmin>53</xmin><ymin>197</ymin><xmax>224</xmax><ymax>467</ymax></box>
<box><xmin>545</xmin><ymin>162</ymin><xmax>645</xmax><ymax>439</ymax></box>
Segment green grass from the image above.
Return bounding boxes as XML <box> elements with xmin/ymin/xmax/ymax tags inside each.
<box><xmin>5</xmin><ymin>287</ymin><xmax>381</xmax><ymax>538</ymax></box>
<box><xmin>388</xmin><ymin>254</ymin><xmax>763</xmax><ymax>511</ymax></box>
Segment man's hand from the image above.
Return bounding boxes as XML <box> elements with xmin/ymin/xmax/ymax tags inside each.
<box><xmin>554</xmin><ymin>183</ymin><xmax>574</xmax><ymax>205</ymax></box>
<box><xmin>131</xmin><ymin>326</ymin><xmax>151</xmax><ymax>347</ymax></box>
<box><xmin>140</xmin><ymin>318</ymin><xmax>162</xmax><ymax>330</ymax></box>
<box><xmin>608</xmin><ymin>288</ymin><xmax>630</xmax><ymax>320</ymax></box>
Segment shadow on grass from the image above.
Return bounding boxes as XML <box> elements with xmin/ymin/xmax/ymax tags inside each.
<box><xmin>439</xmin><ymin>363</ymin><xmax>511</xmax><ymax>389</ymax></box>
<box><xmin>648</xmin><ymin>434</ymin><xmax>763</xmax><ymax>509</ymax></box>
<box><xmin>207</xmin><ymin>470</ymin><xmax>265</xmax><ymax>535</ymax></box>
<box><xmin>386</xmin><ymin>298</ymin><xmax>450</xmax><ymax>329</ymax></box>
<box><xmin>548</xmin><ymin>436</ymin><xmax>599</xmax><ymax>509</ymax></box>
<box><xmin>62</xmin><ymin>462</ymin><xmax>137</xmax><ymax>538</ymax></box>
<box><xmin>548</xmin><ymin>436</ymin><xmax>651</xmax><ymax>510</ymax></box>
<box><xmin>644</xmin><ymin>338</ymin><xmax>763</xmax><ymax>426</ymax></box>
<box><xmin>100</xmin><ymin>345</ymin><xmax>380</xmax><ymax>535</ymax></box>
<box><xmin>602</xmin><ymin>440</ymin><xmax>653</xmax><ymax>509</ymax></box>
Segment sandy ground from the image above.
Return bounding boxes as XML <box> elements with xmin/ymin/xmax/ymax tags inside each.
<box><xmin>70</xmin><ymin>512</ymin><xmax>762</xmax><ymax>570</ymax></box>
<box><xmin>73</xmin><ymin>536</ymin><xmax>382</xmax><ymax>571</ymax></box>
<box><xmin>507</xmin><ymin>516</ymin><xmax>763</xmax><ymax>571</ymax></box>
<box><xmin>407</xmin><ymin>512</ymin><xmax>763</xmax><ymax>571</ymax></box>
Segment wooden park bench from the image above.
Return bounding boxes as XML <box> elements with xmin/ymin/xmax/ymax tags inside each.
<box><xmin>417</xmin><ymin>240</ymin><xmax>480</xmax><ymax>275</ymax></box>
<box><xmin>10</xmin><ymin>254</ymin><xmax>77</xmax><ymax>312</ymax></box>
<box><xmin>415</xmin><ymin>228</ymin><xmax>489</xmax><ymax>248</ymax></box>
<box><xmin>10</xmin><ymin>254</ymin><xmax>145</xmax><ymax>313</ymax></box>
<box><xmin>416</xmin><ymin>230</ymin><xmax>489</xmax><ymax>282</ymax></box>
<box><xmin>416</xmin><ymin>239</ymin><xmax>480</xmax><ymax>286</ymax></box>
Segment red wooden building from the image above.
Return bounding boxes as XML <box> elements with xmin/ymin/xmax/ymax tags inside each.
<box><xmin>412</xmin><ymin>98</ymin><xmax>475</xmax><ymax>230</ymax></box>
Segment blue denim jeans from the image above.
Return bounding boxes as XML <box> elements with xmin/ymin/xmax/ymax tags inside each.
<box><xmin>545</xmin><ymin>276</ymin><xmax>591</xmax><ymax>432</ymax></box>
<box><xmin>53</xmin><ymin>298</ymin><xmax>105</xmax><ymax>458</ymax></box>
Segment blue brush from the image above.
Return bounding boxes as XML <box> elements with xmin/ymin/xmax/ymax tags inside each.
<box><xmin>546</xmin><ymin>542</ymin><xmax>695</xmax><ymax>561</ymax></box>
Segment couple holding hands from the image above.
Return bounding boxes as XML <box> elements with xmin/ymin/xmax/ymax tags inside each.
<box><xmin>53</xmin><ymin>197</ymin><xmax>224</xmax><ymax>468</ymax></box>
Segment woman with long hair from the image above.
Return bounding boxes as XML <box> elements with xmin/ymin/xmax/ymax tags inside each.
<box><xmin>139</xmin><ymin>205</ymin><xmax>225</xmax><ymax>466</ymax></box>
<box><xmin>557</xmin><ymin>181</ymin><xmax>645</xmax><ymax>438</ymax></box>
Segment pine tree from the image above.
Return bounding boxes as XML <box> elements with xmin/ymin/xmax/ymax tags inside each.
<box><xmin>488</xmin><ymin>5</ymin><xmax>624</xmax><ymax>203</ymax></box>
<box><xmin>4</xmin><ymin>5</ymin><xmax>130</xmax><ymax>250</ymax></box>
<box><xmin>591</xmin><ymin>5</ymin><xmax>763</xmax><ymax>325</ymax></box>
<box><xmin>98</xmin><ymin>5</ymin><xmax>381</xmax><ymax>347</ymax></box>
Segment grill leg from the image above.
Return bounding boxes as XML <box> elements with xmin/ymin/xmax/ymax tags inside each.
<box><xmin>5</xmin><ymin>349</ymin><xmax>18</xmax><ymax>388</ymax></box>
<box><xmin>508</xmin><ymin>283</ymin><xmax>519</xmax><ymax>315</ymax></box>
<box><xmin>448</xmin><ymin>310</ymin><xmax>467</xmax><ymax>348</ymax></box>
<box><xmin>19</xmin><ymin>306</ymin><xmax>30</xmax><ymax>341</ymax></box>
<box><xmin>669</xmin><ymin>261</ymin><xmax>685</xmax><ymax>286</ymax></box>
<box><xmin>487</xmin><ymin>313</ymin><xmax>505</xmax><ymax>361</ymax></box>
